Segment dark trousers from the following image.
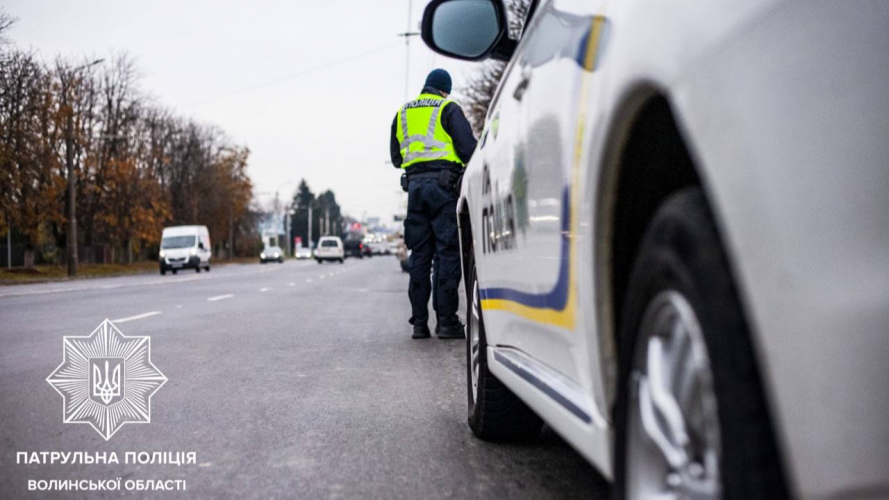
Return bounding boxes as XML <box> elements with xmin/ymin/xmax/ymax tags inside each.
<box><xmin>404</xmin><ymin>178</ymin><xmax>461</xmax><ymax>327</ymax></box>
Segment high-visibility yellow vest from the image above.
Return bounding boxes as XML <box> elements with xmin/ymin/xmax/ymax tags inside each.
<box><xmin>395</xmin><ymin>93</ymin><xmax>464</xmax><ymax>169</ymax></box>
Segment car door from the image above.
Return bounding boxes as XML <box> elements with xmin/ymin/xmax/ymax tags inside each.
<box><xmin>480</xmin><ymin>0</ymin><xmax>608</xmax><ymax>398</ymax></box>
<box><xmin>470</xmin><ymin>5</ymin><xmax>531</xmax><ymax>311</ymax></box>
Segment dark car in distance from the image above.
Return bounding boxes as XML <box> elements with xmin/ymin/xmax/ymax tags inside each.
<box><xmin>343</xmin><ymin>237</ymin><xmax>366</xmax><ymax>259</ymax></box>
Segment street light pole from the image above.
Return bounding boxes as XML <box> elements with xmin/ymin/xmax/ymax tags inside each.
<box><xmin>64</xmin><ymin>58</ymin><xmax>103</xmax><ymax>277</ymax></box>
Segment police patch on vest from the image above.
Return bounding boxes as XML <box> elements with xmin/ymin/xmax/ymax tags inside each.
<box><xmin>404</xmin><ymin>99</ymin><xmax>445</xmax><ymax>109</ymax></box>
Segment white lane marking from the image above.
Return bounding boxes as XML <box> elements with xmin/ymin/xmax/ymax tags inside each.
<box><xmin>306</xmin><ymin>279</ymin><xmax>312</xmax><ymax>283</ymax></box>
<box><xmin>327</xmin><ymin>273</ymin><xmax>335</xmax><ymax>277</ymax></box>
<box><xmin>259</xmin><ymin>287</ymin><xmax>270</xmax><ymax>292</ymax></box>
<box><xmin>0</xmin><ymin>262</ymin><xmax>315</xmax><ymax>299</ymax></box>
<box><xmin>207</xmin><ymin>294</ymin><xmax>234</xmax><ymax>302</ymax></box>
<box><xmin>287</xmin><ymin>282</ymin><xmax>295</xmax><ymax>287</ymax></box>
<box><xmin>319</xmin><ymin>275</ymin><xmax>325</xmax><ymax>279</ymax></box>
<box><xmin>112</xmin><ymin>311</ymin><xmax>162</xmax><ymax>323</ymax></box>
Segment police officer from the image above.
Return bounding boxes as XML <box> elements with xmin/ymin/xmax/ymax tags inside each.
<box><xmin>390</xmin><ymin>69</ymin><xmax>477</xmax><ymax>339</ymax></box>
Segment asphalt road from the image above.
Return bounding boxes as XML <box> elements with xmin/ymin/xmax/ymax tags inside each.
<box><xmin>0</xmin><ymin>257</ymin><xmax>608</xmax><ymax>499</ymax></box>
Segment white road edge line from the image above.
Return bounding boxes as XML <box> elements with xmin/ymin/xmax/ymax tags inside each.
<box><xmin>112</xmin><ymin>311</ymin><xmax>162</xmax><ymax>323</ymax></box>
<box><xmin>207</xmin><ymin>294</ymin><xmax>234</xmax><ymax>302</ymax></box>
<box><xmin>259</xmin><ymin>287</ymin><xmax>270</xmax><ymax>292</ymax></box>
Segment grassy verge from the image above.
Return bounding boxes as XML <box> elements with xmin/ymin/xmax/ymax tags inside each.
<box><xmin>0</xmin><ymin>257</ymin><xmax>259</xmax><ymax>285</ymax></box>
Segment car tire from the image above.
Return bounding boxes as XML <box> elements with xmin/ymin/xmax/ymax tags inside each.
<box><xmin>613</xmin><ymin>188</ymin><xmax>787</xmax><ymax>500</ymax></box>
<box><xmin>465</xmin><ymin>250</ymin><xmax>543</xmax><ymax>442</ymax></box>
<box><xmin>195</xmin><ymin>266</ymin><xmax>201</xmax><ymax>273</ymax></box>
<box><xmin>160</xmin><ymin>268</ymin><xmax>166</xmax><ymax>276</ymax></box>
<box><xmin>172</xmin><ymin>269</ymin><xmax>177</xmax><ymax>275</ymax></box>
<box><xmin>206</xmin><ymin>265</ymin><xmax>210</xmax><ymax>272</ymax></box>
<box><xmin>317</xmin><ymin>260</ymin><xmax>322</xmax><ymax>265</ymax></box>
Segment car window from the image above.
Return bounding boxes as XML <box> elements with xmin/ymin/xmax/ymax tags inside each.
<box><xmin>162</xmin><ymin>236</ymin><xmax>195</xmax><ymax>249</ymax></box>
<box><xmin>321</xmin><ymin>240</ymin><xmax>338</xmax><ymax>248</ymax></box>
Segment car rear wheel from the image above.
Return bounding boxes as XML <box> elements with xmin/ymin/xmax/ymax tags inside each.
<box><xmin>614</xmin><ymin>188</ymin><xmax>787</xmax><ymax>500</ymax></box>
<box><xmin>465</xmin><ymin>250</ymin><xmax>543</xmax><ymax>441</ymax></box>
<box><xmin>160</xmin><ymin>268</ymin><xmax>166</xmax><ymax>276</ymax></box>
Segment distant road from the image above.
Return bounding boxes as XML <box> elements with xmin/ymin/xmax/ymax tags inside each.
<box><xmin>0</xmin><ymin>258</ymin><xmax>607</xmax><ymax>499</ymax></box>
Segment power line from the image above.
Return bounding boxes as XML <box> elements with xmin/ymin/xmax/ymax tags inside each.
<box><xmin>184</xmin><ymin>43</ymin><xmax>402</xmax><ymax>107</ymax></box>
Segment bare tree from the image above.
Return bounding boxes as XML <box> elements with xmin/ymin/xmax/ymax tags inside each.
<box><xmin>459</xmin><ymin>0</ymin><xmax>530</xmax><ymax>135</ymax></box>
<box><xmin>0</xmin><ymin>36</ymin><xmax>258</xmax><ymax>267</ymax></box>
<box><xmin>0</xmin><ymin>8</ymin><xmax>16</xmax><ymax>46</ymax></box>
<box><xmin>0</xmin><ymin>50</ymin><xmax>61</xmax><ymax>268</ymax></box>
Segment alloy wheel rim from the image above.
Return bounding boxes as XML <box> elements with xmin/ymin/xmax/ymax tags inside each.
<box><xmin>626</xmin><ymin>290</ymin><xmax>722</xmax><ymax>500</ymax></box>
<box><xmin>469</xmin><ymin>277</ymin><xmax>481</xmax><ymax>404</ymax></box>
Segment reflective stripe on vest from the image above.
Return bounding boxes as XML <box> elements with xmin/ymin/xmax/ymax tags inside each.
<box><xmin>396</xmin><ymin>94</ymin><xmax>463</xmax><ymax>169</ymax></box>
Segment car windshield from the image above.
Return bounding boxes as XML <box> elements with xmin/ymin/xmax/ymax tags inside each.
<box><xmin>265</xmin><ymin>247</ymin><xmax>280</xmax><ymax>252</ymax></box>
<box><xmin>162</xmin><ymin>236</ymin><xmax>195</xmax><ymax>249</ymax></box>
<box><xmin>321</xmin><ymin>240</ymin><xmax>338</xmax><ymax>248</ymax></box>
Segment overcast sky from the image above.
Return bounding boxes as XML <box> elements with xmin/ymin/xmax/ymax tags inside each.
<box><xmin>4</xmin><ymin>0</ymin><xmax>477</xmax><ymax>226</ymax></box>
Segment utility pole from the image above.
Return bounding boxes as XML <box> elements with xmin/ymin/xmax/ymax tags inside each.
<box><xmin>284</xmin><ymin>211</ymin><xmax>291</xmax><ymax>257</ymax></box>
<box><xmin>398</xmin><ymin>0</ymin><xmax>421</xmax><ymax>101</ymax></box>
<box><xmin>272</xmin><ymin>180</ymin><xmax>294</xmax><ymax>254</ymax></box>
<box><xmin>273</xmin><ymin>190</ymin><xmax>281</xmax><ymax>248</ymax></box>
<box><xmin>227</xmin><ymin>205</ymin><xmax>234</xmax><ymax>259</ymax></box>
<box><xmin>6</xmin><ymin>221</ymin><xmax>10</xmax><ymax>269</ymax></box>
<box><xmin>325</xmin><ymin>207</ymin><xmax>330</xmax><ymax>236</ymax></box>
<box><xmin>63</xmin><ymin>58</ymin><xmax>103</xmax><ymax>277</ymax></box>
<box><xmin>307</xmin><ymin>204</ymin><xmax>313</xmax><ymax>249</ymax></box>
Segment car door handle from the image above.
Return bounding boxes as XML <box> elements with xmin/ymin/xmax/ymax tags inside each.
<box><xmin>513</xmin><ymin>68</ymin><xmax>531</xmax><ymax>101</ymax></box>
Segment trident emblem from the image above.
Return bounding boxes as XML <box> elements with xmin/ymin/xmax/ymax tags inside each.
<box><xmin>92</xmin><ymin>359</ymin><xmax>121</xmax><ymax>404</ymax></box>
<box><xmin>48</xmin><ymin>320</ymin><xmax>166</xmax><ymax>440</ymax></box>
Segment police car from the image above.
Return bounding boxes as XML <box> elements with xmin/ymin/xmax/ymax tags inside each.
<box><xmin>421</xmin><ymin>1</ymin><xmax>889</xmax><ymax>499</ymax></box>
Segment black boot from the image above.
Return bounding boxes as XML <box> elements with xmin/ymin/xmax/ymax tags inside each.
<box><xmin>437</xmin><ymin>320</ymin><xmax>465</xmax><ymax>340</ymax></box>
<box><xmin>412</xmin><ymin>324</ymin><xmax>431</xmax><ymax>339</ymax></box>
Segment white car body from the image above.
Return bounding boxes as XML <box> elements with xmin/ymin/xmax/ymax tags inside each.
<box><xmin>260</xmin><ymin>246</ymin><xmax>284</xmax><ymax>263</ymax></box>
<box><xmin>452</xmin><ymin>1</ymin><xmax>888</xmax><ymax>499</ymax></box>
<box><xmin>369</xmin><ymin>241</ymin><xmax>389</xmax><ymax>255</ymax></box>
<box><xmin>315</xmin><ymin>236</ymin><xmax>344</xmax><ymax>262</ymax></box>
<box><xmin>295</xmin><ymin>246</ymin><xmax>313</xmax><ymax>259</ymax></box>
<box><xmin>159</xmin><ymin>225</ymin><xmax>211</xmax><ymax>273</ymax></box>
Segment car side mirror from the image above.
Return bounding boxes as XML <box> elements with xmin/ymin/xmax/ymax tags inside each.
<box><xmin>198</xmin><ymin>242</ymin><xmax>205</xmax><ymax>250</ymax></box>
<box><xmin>421</xmin><ymin>0</ymin><xmax>516</xmax><ymax>62</ymax></box>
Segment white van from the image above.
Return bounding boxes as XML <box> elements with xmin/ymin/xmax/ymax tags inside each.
<box><xmin>159</xmin><ymin>225</ymin><xmax>211</xmax><ymax>275</ymax></box>
<box><xmin>314</xmin><ymin>236</ymin><xmax>344</xmax><ymax>264</ymax></box>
